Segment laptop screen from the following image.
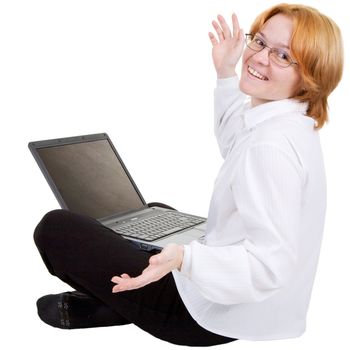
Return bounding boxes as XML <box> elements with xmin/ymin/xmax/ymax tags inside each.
<box><xmin>34</xmin><ymin>137</ymin><xmax>145</xmax><ymax>219</ymax></box>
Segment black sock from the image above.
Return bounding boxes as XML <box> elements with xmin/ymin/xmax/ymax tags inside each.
<box><xmin>36</xmin><ymin>291</ymin><xmax>131</xmax><ymax>329</ymax></box>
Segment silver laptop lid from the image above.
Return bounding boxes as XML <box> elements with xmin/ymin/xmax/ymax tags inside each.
<box><xmin>28</xmin><ymin>133</ymin><xmax>146</xmax><ymax>220</ymax></box>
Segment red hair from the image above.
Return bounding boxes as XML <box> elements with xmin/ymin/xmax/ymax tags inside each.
<box><xmin>250</xmin><ymin>3</ymin><xmax>344</xmax><ymax>130</ymax></box>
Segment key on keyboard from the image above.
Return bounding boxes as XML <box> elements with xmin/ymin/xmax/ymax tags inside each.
<box><xmin>114</xmin><ymin>211</ymin><xmax>205</xmax><ymax>241</ymax></box>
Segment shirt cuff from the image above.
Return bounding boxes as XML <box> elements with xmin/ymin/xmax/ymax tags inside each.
<box><xmin>179</xmin><ymin>244</ymin><xmax>192</xmax><ymax>278</ymax></box>
<box><xmin>216</xmin><ymin>75</ymin><xmax>239</xmax><ymax>88</ymax></box>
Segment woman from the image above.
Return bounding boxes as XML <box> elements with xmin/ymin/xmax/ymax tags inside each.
<box><xmin>34</xmin><ymin>3</ymin><xmax>343</xmax><ymax>346</ymax></box>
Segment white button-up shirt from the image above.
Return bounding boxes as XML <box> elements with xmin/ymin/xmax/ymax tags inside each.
<box><xmin>172</xmin><ymin>76</ymin><xmax>327</xmax><ymax>340</ymax></box>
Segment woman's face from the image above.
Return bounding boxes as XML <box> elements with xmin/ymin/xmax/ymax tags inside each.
<box><xmin>239</xmin><ymin>14</ymin><xmax>302</xmax><ymax>107</ymax></box>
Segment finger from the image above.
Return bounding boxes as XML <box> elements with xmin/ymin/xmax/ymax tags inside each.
<box><xmin>111</xmin><ymin>276</ymin><xmax>119</xmax><ymax>283</ymax></box>
<box><xmin>112</xmin><ymin>270</ymin><xmax>153</xmax><ymax>292</ymax></box>
<box><xmin>232</xmin><ymin>13</ymin><xmax>239</xmax><ymax>38</ymax></box>
<box><xmin>111</xmin><ymin>275</ymin><xmax>124</xmax><ymax>283</ymax></box>
<box><xmin>217</xmin><ymin>14</ymin><xmax>232</xmax><ymax>39</ymax></box>
<box><xmin>111</xmin><ymin>275</ymin><xmax>123</xmax><ymax>284</ymax></box>
<box><xmin>113</xmin><ymin>282</ymin><xmax>131</xmax><ymax>293</ymax></box>
<box><xmin>111</xmin><ymin>274</ymin><xmax>130</xmax><ymax>284</ymax></box>
<box><xmin>112</xmin><ymin>284</ymin><xmax>123</xmax><ymax>293</ymax></box>
<box><xmin>112</xmin><ymin>277</ymin><xmax>135</xmax><ymax>292</ymax></box>
<box><xmin>208</xmin><ymin>32</ymin><xmax>218</xmax><ymax>46</ymax></box>
<box><xmin>212</xmin><ymin>20</ymin><xmax>224</xmax><ymax>42</ymax></box>
<box><xmin>116</xmin><ymin>275</ymin><xmax>147</xmax><ymax>292</ymax></box>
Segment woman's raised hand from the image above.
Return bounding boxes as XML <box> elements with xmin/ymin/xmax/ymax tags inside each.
<box><xmin>209</xmin><ymin>13</ymin><xmax>245</xmax><ymax>79</ymax></box>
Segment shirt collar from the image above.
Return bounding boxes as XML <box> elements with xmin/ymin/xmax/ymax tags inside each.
<box><xmin>243</xmin><ymin>98</ymin><xmax>312</xmax><ymax>129</ymax></box>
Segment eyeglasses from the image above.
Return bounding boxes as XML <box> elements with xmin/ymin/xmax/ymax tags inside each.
<box><xmin>245</xmin><ymin>34</ymin><xmax>298</xmax><ymax>68</ymax></box>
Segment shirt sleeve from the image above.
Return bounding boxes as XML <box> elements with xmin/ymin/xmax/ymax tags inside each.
<box><xmin>214</xmin><ymin>76</ymin><xmax>247</xmax><ymax>159</ymax></box>
<box><xmin>179</xmin><ymin>143</ymin><xmax>304</xmax><ymax>305</ymax></box>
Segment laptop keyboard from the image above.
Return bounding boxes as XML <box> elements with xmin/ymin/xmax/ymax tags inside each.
<box><xmin>114</xmin><ymin>211</ymin><xmax>206</xmax><ymax>241</ymax></box>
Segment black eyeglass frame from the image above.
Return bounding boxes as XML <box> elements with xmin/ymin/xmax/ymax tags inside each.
<box><xmin>245</xmin><ymin>33</ymin><xmax>298</xmax><ymax>68</ymax></box>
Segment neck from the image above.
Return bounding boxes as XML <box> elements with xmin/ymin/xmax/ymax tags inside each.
<box><xmin>251</xmin><ymin>96</ymin><xmax>271</xmax><ymax>107</ymax></box>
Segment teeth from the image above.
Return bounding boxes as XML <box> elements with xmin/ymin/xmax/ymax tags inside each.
<box><xmin>248</xmin><ymin>66</ymin><xmax>268</xmax><ymax>81</ymax></box>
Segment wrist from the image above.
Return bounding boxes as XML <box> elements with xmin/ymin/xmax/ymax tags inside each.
<box><xmin>176</xmin><ymin>245</ymin><xmax>184</xmax><ymax>271</ymax></box>
<box><xmin>217</xmin><ymin>68</ymin><xmax>237</xmax><ymax>79</ymax></box>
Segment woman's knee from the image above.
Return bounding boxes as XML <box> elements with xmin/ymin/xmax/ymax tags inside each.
<box><xmin>33</xmin><ymin>209</ymin><xmax>72</xmax><ymax>251</ymax></box>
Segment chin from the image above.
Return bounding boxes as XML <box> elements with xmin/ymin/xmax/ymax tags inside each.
<box><xmin>239</xmin><ymin>77</ymin><xmax>259</xmax><ymax>97</ymax></box>
<box><xmin>239</xmin><ymin>80</ymin><xmax>274</xmax><ymax>106</ymax></box>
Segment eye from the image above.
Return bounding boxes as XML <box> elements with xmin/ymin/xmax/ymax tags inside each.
<box><xmin>276</xmin><ymin>50</ymin><xmax>290</xmax><ymax>62</ymax></box>
<box><xmin>253</xmin><ymin>37</ymin><xmax>265</xmax><ymax>47</ymax></box>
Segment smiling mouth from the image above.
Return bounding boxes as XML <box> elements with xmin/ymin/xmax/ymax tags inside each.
<box><xmin>247</xmin><ymin>66</ymin><xmax>269</xmax><ymax>81</ymax></box>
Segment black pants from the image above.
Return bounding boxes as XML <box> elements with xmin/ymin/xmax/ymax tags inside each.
<box><xmin>33</xmin><ymin>209</ymin><xmax>237</xmax><ymax>346</ymax></box>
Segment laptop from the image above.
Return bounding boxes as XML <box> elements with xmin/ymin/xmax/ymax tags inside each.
<box><xmin>28</xmin><ymin>133</ymin><xmax>207</xmax><ymax>251</ymax></box>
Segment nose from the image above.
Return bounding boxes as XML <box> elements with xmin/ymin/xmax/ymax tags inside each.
<box><xmin>251</xmin><ymin>47</ymin><xmax>270</xmax><ymax>66</ymax></box>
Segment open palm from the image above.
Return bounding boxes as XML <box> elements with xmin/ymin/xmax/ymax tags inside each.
<box><xmin>209</xmin><ymin>13</ymin><xmax>245</xmax><ymax>78</ymax></box>
<box><xmin>111</xmin><ymin>243</ymin><xmax>183</xmax><ymax>293</ymax></box>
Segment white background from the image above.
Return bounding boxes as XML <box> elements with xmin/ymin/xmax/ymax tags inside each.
<box><xmin>1</xmin><ymin>0</ymin><xmax>349</xmax><ymax>349</ymax></box>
